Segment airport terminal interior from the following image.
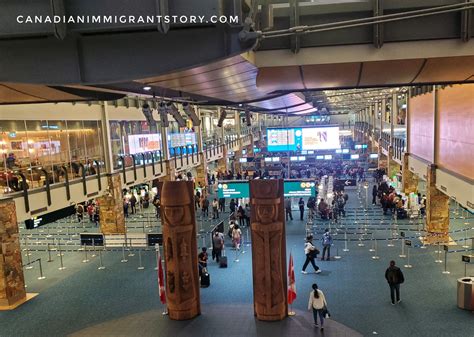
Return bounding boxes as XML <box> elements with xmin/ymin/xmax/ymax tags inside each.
<box><xmin>0</xmin><ymin>1</ymin><xmax>473</xmax><ymax>337</ymax></box>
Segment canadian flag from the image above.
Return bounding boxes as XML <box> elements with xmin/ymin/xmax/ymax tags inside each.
<box><xmin>287</xmin><ymin>253</ymin><xmax>297</xmax><ymax>305</ymax></box>
<box><xmin>157</xmin><ymin>244</ymin><xmax>166</xmax><ymax>304</ymax></box>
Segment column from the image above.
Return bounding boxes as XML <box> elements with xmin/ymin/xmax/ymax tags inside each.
<box><xmin>98</xmin><ymin>173</ymin><xmax>126</xmax><ymax>234</ymax></box>
<box><xmin>100</xmin><ymin>101</ymin><xmax>114</xmax><ymax>173</ymax></box>
<box><xmin>217</xmin><ymin>146</ymin><xmax>228</xmax><ymax>173</ymax></box>
<box><xmin>401</xmin><ymin>154</ymin><xmax>418</xmax><ymax>194</ymax></box>
<box><xmin>0</xmin><ymin>198</ymin><xmax>26</xmax><ymax>308</ymax></box>
<box><xmin>249</xmin><ymin>179</ymin><xmax>287</xmax><ymax>321</ymax></box>
<box><xmin>387</xmin><ymin>147</ymin><xmax>400</xmax><ymax>178</ymax></box>
<box><xmin>161</xmin><ymin>181</ymin><xmax>200</xmax><ymax>320</ymax></box>
<box><xmin>425</xmin><ymin>165</ymin><xmax>450</xmax><ymax>244</ymax></box>
<box><xmin>195</xmin><ymin>153</ymin><xmax>207</xmax><ymax>191</ymax></box>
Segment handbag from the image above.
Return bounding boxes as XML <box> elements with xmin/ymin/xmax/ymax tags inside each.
<box><xmin>322</xmin><ymin>305</ymin><xmax>331</xmax><ymax>318</ymax></box>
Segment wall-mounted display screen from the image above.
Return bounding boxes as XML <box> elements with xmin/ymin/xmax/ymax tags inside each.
<box><xmin>239</xmin><ymin>158</ymin><xmax>248</xmax><ymax>163</ymax></box>
<box><xmin>351</xmin><ymin>154</ymin><xmax>360</xmax><ymax>159</ymax></box>
<box><xmin>342</xmin><ymin>149</ymin><xmax>350</xmax><ymax>153</ymax></box>
<box><xmin>264</xmin><ymin>158</ymin><xmax>272</xmax><ymax>162</ymax></box>
<box><xmin>128</xmin><ymin>133</ymin><xmax>162</xmax><ymax>154</ymax></box>
<box><xmin>324</xmin><ymin>155</ymin><xmax>333</xmax><ymax>160</ymax></box>
<box><xmin>272</xmin><ymin>157</ymin><xmax>280</xmax><ymax>162</ymax></box>
<box><xmin>267</xmin><ymin>126</ymin><xmax>341</xmax><ymax>152</ymax></box>
<box><xmin>369</xmin><ymin>153</ymin><xmax>379</xmax><ymax>159</ymax></box>
<box><xmin>316</xmin><ymin>155</ymin><xmax>324</xmax><ymax>159</ymax></box>
<box><xmin>168</xmin><ymin>132</ymin><xmax>197</xmax><ymax>148</ymax></box>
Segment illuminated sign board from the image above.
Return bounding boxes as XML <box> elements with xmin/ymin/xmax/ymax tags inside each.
<box><xmin>267</xmin><ymin>126</ymin><xmax>341</xmax><ymax>152</ymax></box>
<box><xmin>284</xmin><ymin>181</ymin><xmax>316</xmax><ymax>197</ymax></box>
<box><xmin>128</xmin><ymin>133</ymin><xmax>162</xmax><ymax>154</ymax></box>
<box><xmin>218</xmin><ymin>182</ymin><xmax>250</xmax><ymax>198</ymax></box>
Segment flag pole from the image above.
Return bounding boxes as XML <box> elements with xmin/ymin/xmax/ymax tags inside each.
<box><xmin>288</xmin><ymin>250</ymin><xmax>296</xmax><ymax>316</ymax></box>
<box><xmin>156</xmin><ymin>243</ymin><xmax>168</xmax><ymax>316</ymax></box>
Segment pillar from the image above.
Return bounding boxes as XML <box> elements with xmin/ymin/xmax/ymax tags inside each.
<box><xmin>98</xmin><ymin>173</ymin><xmax>126</xmax><ymax>234</ymax></box>
<box><xmin>195</xmin><ymin>153</ymin><xmax>207</xmax><ymax>190</ymax></box>
<box><xmin>161</xmin><ymin>181</ymin><xmax>200</xmax><ymax>320</ymax></box>
<box><xmin>249</xmin><ymin>179</ymin><xmax>287</xmax><ymax>321</ymax></box>
<box><xmin>0</xmin><ymin>199</ymin><xmax>26</xmax><ymax>308</ymax></box>
<box><xmin>217</xmin><ymin>145</ymin><xmax>228</xmax><ymax>173</ymax></box>
<box><xmin>234</xmin><ymin>149</ymin><xmax>242</xmax><ymax>173</ymax></box>
<box><xmin>425</xmin><ymin>165</ymin><xmax>450</xmax><ymax>243</ymax></box>
<box><xmin>387</xmin><ymin>147</ymin><xmax>400</xmax><ymax>178</ymax></box>
<box><xmin>401</xmin><ymin>154</ymin><xmax>418</xmax><ymax>194</ymax></box>
<box><xmin>162</xmin><ymin>161</ymin><xmax>176</xmax><ymax>182</ymax></box>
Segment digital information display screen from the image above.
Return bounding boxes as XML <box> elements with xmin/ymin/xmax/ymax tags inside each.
<box><xmin>217</xmin><ymin>182</ymin><xmax>250</xmax><ymax>198</ymax></box>
<box><xmin>128</xmin><ymin>133</ymin><xmax>162</xmax><ymax>154</ymax></box>
<box><xmin>218</xmin><ymin>181</ymin><xmax>316</xmax><ymax>198</ymax></box>
<box><xmin>267</xmin><ymin>127</ymin><xmax>340</xmax><ymax>152</ymax></box>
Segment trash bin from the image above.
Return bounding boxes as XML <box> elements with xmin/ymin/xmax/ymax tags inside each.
<box><xmin>457</xmin><ymin>277</ymin><xmax>474</xmax><ymax>310</ymax></box>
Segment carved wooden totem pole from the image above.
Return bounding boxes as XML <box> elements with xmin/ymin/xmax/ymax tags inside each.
<box><xmin>160</xmin><ymin>181</ymin><xmax>200</xmax><ymax>320</ymax></box>
<box><xmin>250</xmin><ymin>179</ymin><xmax>287</xmax><ymax>321</ymax></box>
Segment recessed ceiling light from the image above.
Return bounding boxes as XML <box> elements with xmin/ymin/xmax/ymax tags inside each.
<box><xmin>143</xmin><ymin>86</ymin><xmax>152</xmax><ymax>91</ymax></box>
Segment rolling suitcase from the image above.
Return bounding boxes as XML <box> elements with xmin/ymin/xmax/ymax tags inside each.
<box><xmin>200</xmin><ymin>268</ymin><xmax>210</xmax><ymax>288</ymax></box>
<box><xmin>219</xmin><ymin>250</ymin><xmax>228</xmax><ymax>268</ymax></box>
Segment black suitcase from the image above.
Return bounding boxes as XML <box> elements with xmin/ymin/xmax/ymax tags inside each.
<box><xmin>219</xmin><ymin>250</ymin><xmax>228</xmax><ymax>268</ymax></box>
<box><xmin>200</xmin><ymin>270</ymin><xmax>210</xmax><ymax>288</ymax></box>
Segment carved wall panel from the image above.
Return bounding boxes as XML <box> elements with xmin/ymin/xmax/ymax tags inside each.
<box><xmin>0</xmin><ymin>199</ymin><xmax>26</xmax><ymax>307</ymax></box>
<box><xmin>250</xmin><ymin>179</ymin><xmax>287</xmax><ymax>321</ymax></box>
<box><xmin>98</xmin><ymin>173</ymin><xmax>125</xmax><ymax>234</ymax></box>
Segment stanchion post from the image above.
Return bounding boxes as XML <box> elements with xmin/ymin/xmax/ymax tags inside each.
<box><xmin>128</xmin><ymin>238</ymin><xmax>135</xmax><ymax>257</ymax></box>
<box><xmin>343</xmin><ymin>231</ymin><xmax>349</xmax><ymax>252</ymax></box>
<box><xmin>442</xmin><ymin>245</ymin><xmax>450</xmax><ymax>274</ymax></box>
<box><xmin>369</xmin><ymin>233</ymin><xmax>375</xmax><ymax>252</ymax></box>
<box><xmin>82</xmin><ymin>244</ymin><xmax>90</xmax><ymax>263</ymax></box>
<box><xmin>47</xmin><ymin>243</ymin><xmax>53</xmax><ymax>262</ymax></box>
<box><xmin>138</xmin><ymin>249</ymin><xmax>145</xmax><ymax>270</ymax></box>
<box><xmin>435</xmin><ymin>240</ymin><xmax>443</xmax><ymax>263</ymax></box>
<box><xmin>404</xmin><ymin>240</ymin><xmax>413</xmax><ymax>268</ymax></box>
<box><xmin>399</xmin><ymin>232</ymin><xmax>406</xmax><ymax>258</ymax></box>
<box><xmin>372</xmin><ymin>240</ymin><xmax>380</xmax><ymax>260</ymax></box>
<box><xmin>58</xmin><ymin>244</ymin><xmax>66</xmax><ymax>270</ymax></box>
<box><xmin>98</xmin><ymin>249</ymin><xmax>106</xmax><ymax>270</ymax></box>
<box><xmin>154</xmin><ymin>244</ymin><xmax>160</xmax><ymax>271</ymax></box>
<box><xmin>92</xmin><ymin>239</ymin><xmax>97</xmax><ymax>257</ymax></box>
<box><xmin>38</xmin><ymin>258</ymin><xmax>46</xmax><ymax>280</ymax></box>
<box><xmin>121</xmin><ymin>243</ymin><xmax>128</xmax><ymax>263</ymax></box>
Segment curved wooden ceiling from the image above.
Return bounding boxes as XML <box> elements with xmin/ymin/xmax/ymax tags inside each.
<box><xmin>133</xmin><ymin>54</ymin><xmax>474</xmax><ymax>114</ymax></box>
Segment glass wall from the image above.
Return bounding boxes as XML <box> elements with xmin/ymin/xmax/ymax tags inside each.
<box><xmin>0</xmin><ymin>120</ymin><xmax>104</xmax><ymax>195</ymax></box>
<box><xmin>109</xmin><ymin>120</ymin><xmax>162</xmax><ymax>169</ymax></box>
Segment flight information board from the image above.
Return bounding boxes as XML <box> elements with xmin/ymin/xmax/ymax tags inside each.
<box><xmin>267</xmin><ymin>127</ymin><xmax>340</xmax><ymax>152</ymax></box>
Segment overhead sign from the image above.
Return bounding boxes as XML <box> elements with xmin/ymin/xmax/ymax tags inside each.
<box><xmin>284</xmin><ymin>181</ymin><xmax>316</xmax><ymax>197</ymax></box>
<box><xmin>25</xmin><ymin>205</ymin><xmax>76</xmax><ymax>229</ymax></box>
<box><xmin>217</xmin><ymin>181</ymin><xmax>250</xmax><ymax>198</ymax></box>
<box><xmin>218</xmin><ymin>180</ymin><xmax>317</xmax><ymax>198</ymax></box>
<box><xmin>461</xmin><ymin>255</ymin><xmax>471</xmax><ymax>263</ymax></box>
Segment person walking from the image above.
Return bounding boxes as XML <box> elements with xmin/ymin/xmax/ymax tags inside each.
<box><xmin>229</xmin><ymin>198</ymin><xmax>236</xmax><ymax>214</ymax></box>
<box><xmin>232</xmin><ymin>224</ymin><xmax>242</xmax><ymax>250</ymax></box>
<box><xmin>212</xmin><ymin>198</ymin><xmax>219</xmax><ymax>219</ymax></box>
<box><xmin>372</xmin><ymin>185</ymin><xmax>378</xmax><ymax>205</ymax></box>
<box><xmin>298</xmin><ymin>198</ymin><xmax>305</xmax><ymax>221</ymax></box>
<box><xmin>285</xmin><ymin>198</ymin><xmax>293</xmax><ymax>221</ymax></box>
<box><xmin>301</xmin><ymin>235</ymin><xmax>321</xmax><ymax>274</ymax></box>
<box><xmin>307</xmin><ymin>283</ymin><xmax>328</xmax><ymax>331</ymax></box>
<box><xmin>129</xmin><ymin>194</ymin><xmax>137</xmax><ymax>214</ymax></box>
<box><xmin>201</xmin><ymin>196</ymin><xmax>209</xmax><ymax>218</ymax></box>
<box><xmin>385</xmin><ymin>260</ymin><xmax>405</xmax><ymax>305</ymax></box>
<box><xmin>212</xmin><ymin>231</ymin><xmax>224</xmax><ymax>263</ymax></box>
<box><xmin>321</xmin><ymin>229</ymin><xmax>333</xmax><ymax>261</ymax></box>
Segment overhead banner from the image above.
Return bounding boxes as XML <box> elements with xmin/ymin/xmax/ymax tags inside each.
<box><xmin>267</xmin><ymin>127</ymin><xmax>340</xmax><ymax>152</ymax></box>
<box><xmin>284</xmin><ymin>181</ymin><xmax>316</xmax><ymax>197</ymax></box>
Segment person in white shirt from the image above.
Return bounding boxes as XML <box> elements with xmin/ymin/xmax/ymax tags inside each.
<box><xmin>232</xmin><ymin>224</ymin><xmax>242</xmax><ymax>250</ymax></box>
<box><xmin>307</xmin><ymin>283</ymin><xmax>328</xmax><ymax>331</ymax></box>
<box><xmin>301</xmin><ymin>235</ymin><xmax>321</xmax><ymax>274</ymax></box>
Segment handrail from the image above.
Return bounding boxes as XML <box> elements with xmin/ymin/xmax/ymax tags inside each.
<box><xmin>141</xmin><ymin>153</ymin><xmax>147</xmax><ymax>178</ymax></box>
<box><xmin>131</xmin><ymin>154</ymin><xmax>137</xmax><ymax>181</ymax></box>
<box><xmin>149</xmin><ymin>151</ymin><xmax>156</xmax><ymax>176</ymax></box>
<box><xmin>119</xmin><ymin>155</ymin><xmax>126</xmax><ymax>184</ymax></box>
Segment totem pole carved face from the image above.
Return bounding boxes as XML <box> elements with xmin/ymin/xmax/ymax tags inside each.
<box><xmin>256</xmin><ymin>204</ymin><xmax>276</xmax><ymax>224</ymax></box>
<box><xmin>164</xmin><ymin>206</ymin><xmax>186</xmax><ymax>225</ymax></box>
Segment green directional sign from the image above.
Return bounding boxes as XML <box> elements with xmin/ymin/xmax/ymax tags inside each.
<box><xmin>217</xmin><ymin>180</ymin><xmax>317</xmax><ymax>198</ymax></box>
<box><xmin>284</xmin><ymin>181</ymin><xmax>316</xmax><ymax>197</ymax></box>
<box><xmin>218</xmin><ymin>181</ymin><xmax>250</xmax><ymax>198</ymax></box>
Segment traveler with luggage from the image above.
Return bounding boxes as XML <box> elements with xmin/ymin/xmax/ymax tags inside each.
<box><xmin>321</xmin><ymin>229</ymin><xmax>333</xmax><ymax>261</ymax></box>
<box><xmin>302</xmin><ymin>235</ymin><xmax>321</xmax><ymax>274</ymax></box>
<box><xmin>212</xmin><ymin>231</ymin><xmax>224</xmax><ymax>263</ymax></box>
<box><xmin>308</xmin><ymin>283</ymin><xmax>328</xmax><ymax>331</ymax></box>
<box><xmin>198</xmin><ymin>247</ymin><xmax>208</xmax><ymax>278</ymax></box>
